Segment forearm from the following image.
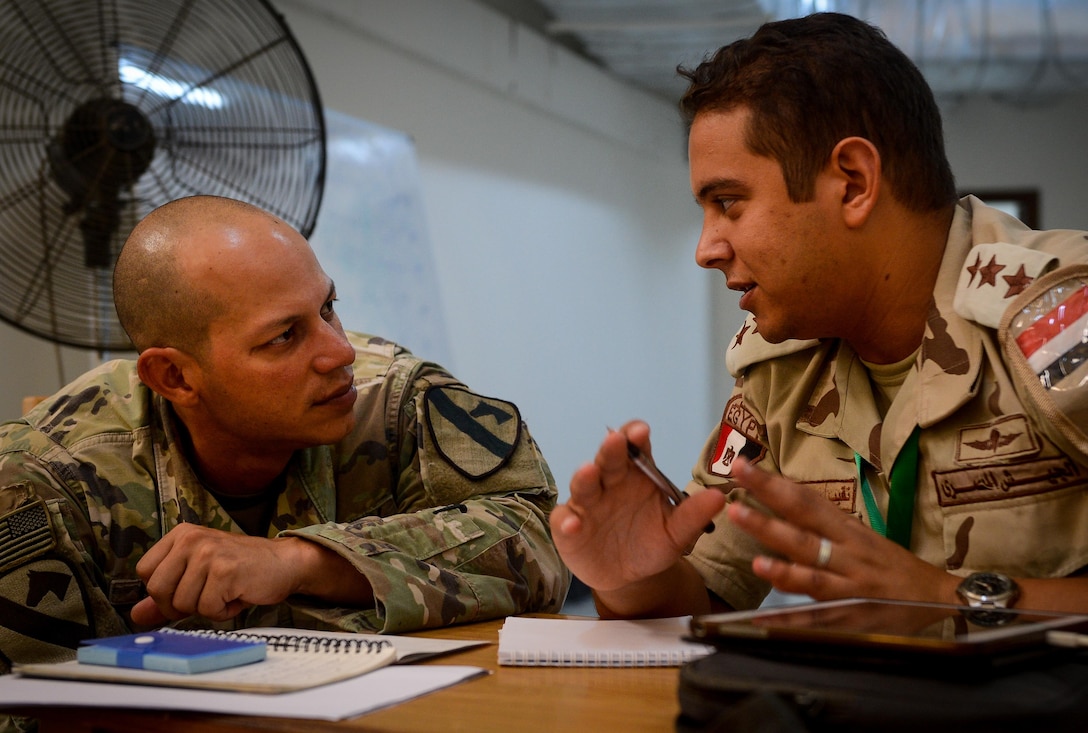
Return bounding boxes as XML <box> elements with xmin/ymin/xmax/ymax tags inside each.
<box><xmin>593</xmin><ymin>558</ymin><xmax>712</xmax><ymax>619</ymax></box>
<box><xmin>932</xmin><ymin>573</ymin><xmax>1088</xmax><ymax>613</ymax></box>
<box><xmin>280</xmin><ymin>537</ymin><xmax>374</xmax><ymax>605</ymax></box>
<box><xmin>1006</xmin><ymin>577</ymin><xmax>1088</xmax><ymax>613</ymax></box>
<box><xmin>283</xmin><ymin>495</ymin><xmax>569</xmax><ymax>632</ymax></box>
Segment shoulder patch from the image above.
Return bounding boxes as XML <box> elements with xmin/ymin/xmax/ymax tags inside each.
<box><xmin>423</xmin><ymin>386</ymin><xmax>522</xmax><ymax>480</ymax></box>
<box><xmin>0</xmin><ymin>496</ymin><xmax>93</xmax><ymax>663</ymax></box>
<box><xmin>0</xmin><ymin>494</ymin><xmax>54</xmax><ymax>573</ymax></box>
<box><xmin>707</xmin><ymin>396</ymin><xmax>767</xmax><ymax>478</ymax></box>
<box><xmin>1003</xmin><ymin>268</ymin><xmax>1088</xmax><ymax>384</ymax></box>
<box><xmin>953</xmin><ymin>242</ymin><xmax>1058</xmax><ymax>329</ymax></box>
<box><xmin>724</xmin><ymin>314</ymin><xmax>820</xmax><ymax>377</ymax></box>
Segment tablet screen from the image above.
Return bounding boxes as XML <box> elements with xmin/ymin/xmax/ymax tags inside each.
<box><xmin>689</xmin><ymin>598</ymin><xmax>1088</xmax><ymax>669</ymax></box>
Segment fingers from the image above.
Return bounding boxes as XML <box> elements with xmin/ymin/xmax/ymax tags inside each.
<box><xmin>595</xmin><ymin>425</ymin><xmax>641</xmax><ymax>487</ymax></box>
<box><xmin>139</xmin><ymin>543</ymin><xmax>215</xmax><ymax>622</ymax></box>
<box><xmin>135</xmin><ymin>529</ymin><xmax>190</xmax><ymax>623</ymax></box>
<box><xmin>672</xmin><ymin>489</ymin><xmax>727</xmax><ymax>553</ymax></box>
<box><xmin>725</xmin><ymin>457</ymin><xmax>859</xmax><ymax>599</ymax></box>
<box><xmin>726</xmin><ymin>458</ymin><xmax>942</xmax><ymax>602</ymax></box>
<box><xmin>730</xmin><ymin>458</ymin><xmax>846</xmax><ymax>537</ymax></box>
<box><xmin>616</xmin><ymin>420</ymin><xmax>652</xmax><ymax>456</ymax></box>
<box><xmin>129</xmin><ymin>596</ymin><xmax>168</xmax><ymax>627</ymax></box>
<box><xmin>750</xmin><ymin>554</ymin><xmax>853</xmax><ymax>598</ymax></box>
<box><xmin>565</xmin><ymin>423</ymin><xmax>660</xmax><ymax>516</ymax></box>
<box><xmin>726</xmin><ymin>497</ymin><xmax>834</xmax><ymax>568</ymax></box>
<box><xmin>549</xmin><ymin>503</ymin><xmax>583</xmax><ymax>538</ymax></box>
<box><xmin>134</xmin><ymin>524</ymin><xmax>256</xmax><ymax>623</ymax></box>
<box><xmin>558</xmin><ymin>421</ymin><xmax>720</xmax><ymax>594</ymax></box>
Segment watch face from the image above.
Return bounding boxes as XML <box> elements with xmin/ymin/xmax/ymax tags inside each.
<box><xmin>958</xmin><ymin>572</ymin><xmax>1020</xmax><ymax>608</ymax></box>
<box><xmin>970</xmin><ymin>573</ymin><xmax>1009</xmax><ymax>596</ymax></box>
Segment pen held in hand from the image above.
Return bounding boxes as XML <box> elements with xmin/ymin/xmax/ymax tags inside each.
<box><xmin>611</xmin><ymin>428</ymin><xmax>715</xmax><ymax>534</ymax></box>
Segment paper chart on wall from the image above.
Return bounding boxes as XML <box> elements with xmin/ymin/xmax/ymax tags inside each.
<box><xmin>310</xmin><ymin>110</ymin><xmax>453</xmax><ymax>369</ymax></box>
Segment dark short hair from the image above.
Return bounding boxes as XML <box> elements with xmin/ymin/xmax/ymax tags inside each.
<box><xmin>678</xmin><ymin>12</ymin><xmax>957</xmax><ymax>212</ymax></box>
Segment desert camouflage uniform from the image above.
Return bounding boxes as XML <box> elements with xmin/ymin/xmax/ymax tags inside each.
<box><xmin>685</xmin><ymin>197</ymin><xmax>1088</xmax><ymax>610</ymax></box>
<box><xmin>0</xmin><ymin>332</ymin><xmax>570</xmax><ymax>677</ymax></box>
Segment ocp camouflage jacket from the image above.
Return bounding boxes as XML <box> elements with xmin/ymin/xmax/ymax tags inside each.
<box><xmin>0</xmin><ymin>332</ymin><xmax>569</xmax><ymax>671</ymax></box>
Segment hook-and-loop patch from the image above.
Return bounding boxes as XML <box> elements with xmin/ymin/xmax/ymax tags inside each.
<box><xmin>423</xmin><ymin>386</ymin><xmax>521</xmax><ymax>480</ymax></box>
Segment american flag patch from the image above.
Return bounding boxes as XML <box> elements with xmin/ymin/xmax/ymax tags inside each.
<box><xmin>0</xmin><ymin>499</ymin><xmax>54</xmax><ymax>571</ymax></box>
<box><xmin>1014</xmin><ymin>281</ymin><xmax>1088</xmax><ymax>389</ymax></box>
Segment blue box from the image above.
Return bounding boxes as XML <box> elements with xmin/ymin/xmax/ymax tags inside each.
<box><xmin>78</xmin><ymin>631</ymin><xmax>267</xmax><ymax>674</ymax></box>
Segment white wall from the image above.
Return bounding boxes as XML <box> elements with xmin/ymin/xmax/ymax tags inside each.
<box><xmin>271</xmin><ymin>0</ymin><xmax>719</xmax><ymax>496</ymax></box>
<box><xmin>2</xmin><ymin>0</ymin><xmax>1086</xmax><ymax>502</ymax></box>
<box><xmin>943</xmin><ymin>94</ymin><xmax>1088</xmax><ymax>231</ymax></box>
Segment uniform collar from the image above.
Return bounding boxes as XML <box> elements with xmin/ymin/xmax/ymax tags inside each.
<box><xmin>150</xmin><ymin>395</ymin><xmax>331</xmax><ymax>534</ymax></box>
<box><xmin>796</xmin><ymin>202</ymin><xmax>983</xmax><ymax>467</ymax></box>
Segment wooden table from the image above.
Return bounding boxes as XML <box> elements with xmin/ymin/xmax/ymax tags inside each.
<box><xmin>9</xmin><ymin>617</ymin><xmax>683</xmax><ymax>733</ymax></box>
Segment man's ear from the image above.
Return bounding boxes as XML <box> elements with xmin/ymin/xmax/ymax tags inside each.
<box><xmin>136</xmin><ymin>347</ymin><xmax>201</xmax><ymax>407</ymax></box>
<box><xmin>827</xmin><ymin>136</ymin><xmax>881</xmax><ymax>229</ymax></box>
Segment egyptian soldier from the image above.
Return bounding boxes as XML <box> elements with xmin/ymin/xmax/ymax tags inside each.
<box><xmin>552</xmin><ymin>13</ymin><xmax>1088</xmax><ymax>619</ymax></box>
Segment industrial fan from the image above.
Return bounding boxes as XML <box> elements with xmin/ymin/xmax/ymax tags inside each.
<box><xmin>0</xmin><ymin>0</ymin><xmax>326</xmax><ymax>351</ymax></box>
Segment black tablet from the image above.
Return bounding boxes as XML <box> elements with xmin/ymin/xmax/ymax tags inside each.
<box><xmin>689</xmin><ymin>598</ymin><xmax>1088</xmax><ymax>674</ymax></box>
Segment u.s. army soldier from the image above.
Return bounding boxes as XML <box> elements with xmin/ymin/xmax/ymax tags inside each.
<box><xmin>0</xmin><ymin>195</ymin><xmax>570</xmax><ymax>683</ymax></box>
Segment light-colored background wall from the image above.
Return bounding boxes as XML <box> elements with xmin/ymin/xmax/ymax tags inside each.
<box><xmin>2</xmin><ymin>0</ymin><xmax>1087</xmax><ymax>507</ymax></box>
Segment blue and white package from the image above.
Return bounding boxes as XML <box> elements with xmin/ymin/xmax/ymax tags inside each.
<box><xmin>77</xmin><ymin>631</ymin><xmax>266</xmax><ymax>674</ymax></box>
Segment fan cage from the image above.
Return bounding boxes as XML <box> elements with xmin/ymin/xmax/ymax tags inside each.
<box><xmin>0</xmin><ymin>0</ymin><xmax>326</xmax><ymax>350</ymax></box>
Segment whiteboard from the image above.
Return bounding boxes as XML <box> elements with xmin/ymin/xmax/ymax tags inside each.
<box><xmin>309</xmin><ymin>110</ymin><xmax>452</xmax><ymax>369</ymax></box>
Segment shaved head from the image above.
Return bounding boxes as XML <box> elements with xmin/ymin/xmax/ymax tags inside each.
<box><xmin>113</xmin><ymin>196</ymin><xmax>287</xmax><ymax>354</ymax></box>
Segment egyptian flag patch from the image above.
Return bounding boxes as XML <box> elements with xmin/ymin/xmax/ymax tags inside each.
<box><xmin>424</xmin><ymin>386</ymin><xmax>522</xmax><ymax>480</ymax></box>
<box><xmin>1013</xmin><ymin>278</ymin><xmax>1088</xmax><ymax>389</ymax></box>
<box><xmin>708</xmin><ymin>398</ymin><xmax>767</xmax><ymax>478</ymax></box>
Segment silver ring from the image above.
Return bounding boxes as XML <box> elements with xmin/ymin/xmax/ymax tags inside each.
<box><xmin>815</xmin><ymin>537</ymin><xmax>833</xmax><ymax>569</ymax></box>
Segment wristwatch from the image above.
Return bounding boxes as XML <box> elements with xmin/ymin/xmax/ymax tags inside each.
<box><xmin>956</xmin><ymin>571</ymin><xmax>1021</xmax><ymax>609</ymax></box>
<box><xmin>956</xmin><ymin>572</ymin><xmax>1021</xmax><ymax>626</ymax></box>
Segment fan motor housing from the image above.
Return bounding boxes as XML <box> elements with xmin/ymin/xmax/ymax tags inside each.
<box><xmin>55</xmin><ymin>98</ymin><xmax>156</xmax><ymax>197</ymax></box>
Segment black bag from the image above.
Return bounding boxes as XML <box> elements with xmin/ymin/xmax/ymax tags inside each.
<box><xmin>676</xmin><ymin>648</ymin><xmax>1088</xmax><ymax>733</ymax></box>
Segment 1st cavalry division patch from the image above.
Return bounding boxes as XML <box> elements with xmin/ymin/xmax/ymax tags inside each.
<box><xmin>423</xmin><ymin>386</ymin><xmax>521</xmax><ymax>480</ymax></box>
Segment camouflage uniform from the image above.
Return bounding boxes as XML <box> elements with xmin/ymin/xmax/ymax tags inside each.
<box><xmin>686</xmin><ymin>197</ymin><xmax>1088</xmax><ymax>610</ymax></box>
<box><xmin>0</xmin><ymin>332</ymin><xmax>570</xmax><ymax>674</ymax></box>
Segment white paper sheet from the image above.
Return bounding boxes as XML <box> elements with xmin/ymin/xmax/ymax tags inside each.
<box><xmin>497</xmin><ymin>615</ymin><xmax>714</xmax><ymax>667</ymax></box>
<box><xmin>0</xmin><ymin>664</ymin><xmax>487</xmax><ymax>721</ymax></box>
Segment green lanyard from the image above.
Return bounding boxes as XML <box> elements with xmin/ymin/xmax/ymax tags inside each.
<box><xmin>854</xmin><ymin>427</ymin><xmax>921</xmax><ymax>548</ymax></box>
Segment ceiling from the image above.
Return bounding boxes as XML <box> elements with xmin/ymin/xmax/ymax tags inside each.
<box><xmin>479</xmin><ymin>0</ymin><xmax>1088</xmax><ymax>106</ymax></box>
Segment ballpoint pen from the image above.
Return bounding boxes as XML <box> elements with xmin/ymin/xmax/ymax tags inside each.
<box><xmin>610</xmin><ymin>428</ymin><xmax>715</xmax><ymax>534</ymax></box>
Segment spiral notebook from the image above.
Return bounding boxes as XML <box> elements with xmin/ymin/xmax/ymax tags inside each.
<box><xmin>15</xmin><ymin>627</ymin><xmax>399</xmax><ymax>693</ymax></box>
<box><xmin>498</xmin><ymin>616</ymin><xmax>715</xmax><ymax>667</ymax></box>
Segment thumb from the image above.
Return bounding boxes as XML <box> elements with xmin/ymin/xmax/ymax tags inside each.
<box><xmin>129</xmin><ymin>595</ymin><xmax>169</xmax><ymax>628</ymax></box>
<box><xmin>671</xmin><ymin>489</ymin><xmax>725</xmax><ymax>549</ymax></box>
